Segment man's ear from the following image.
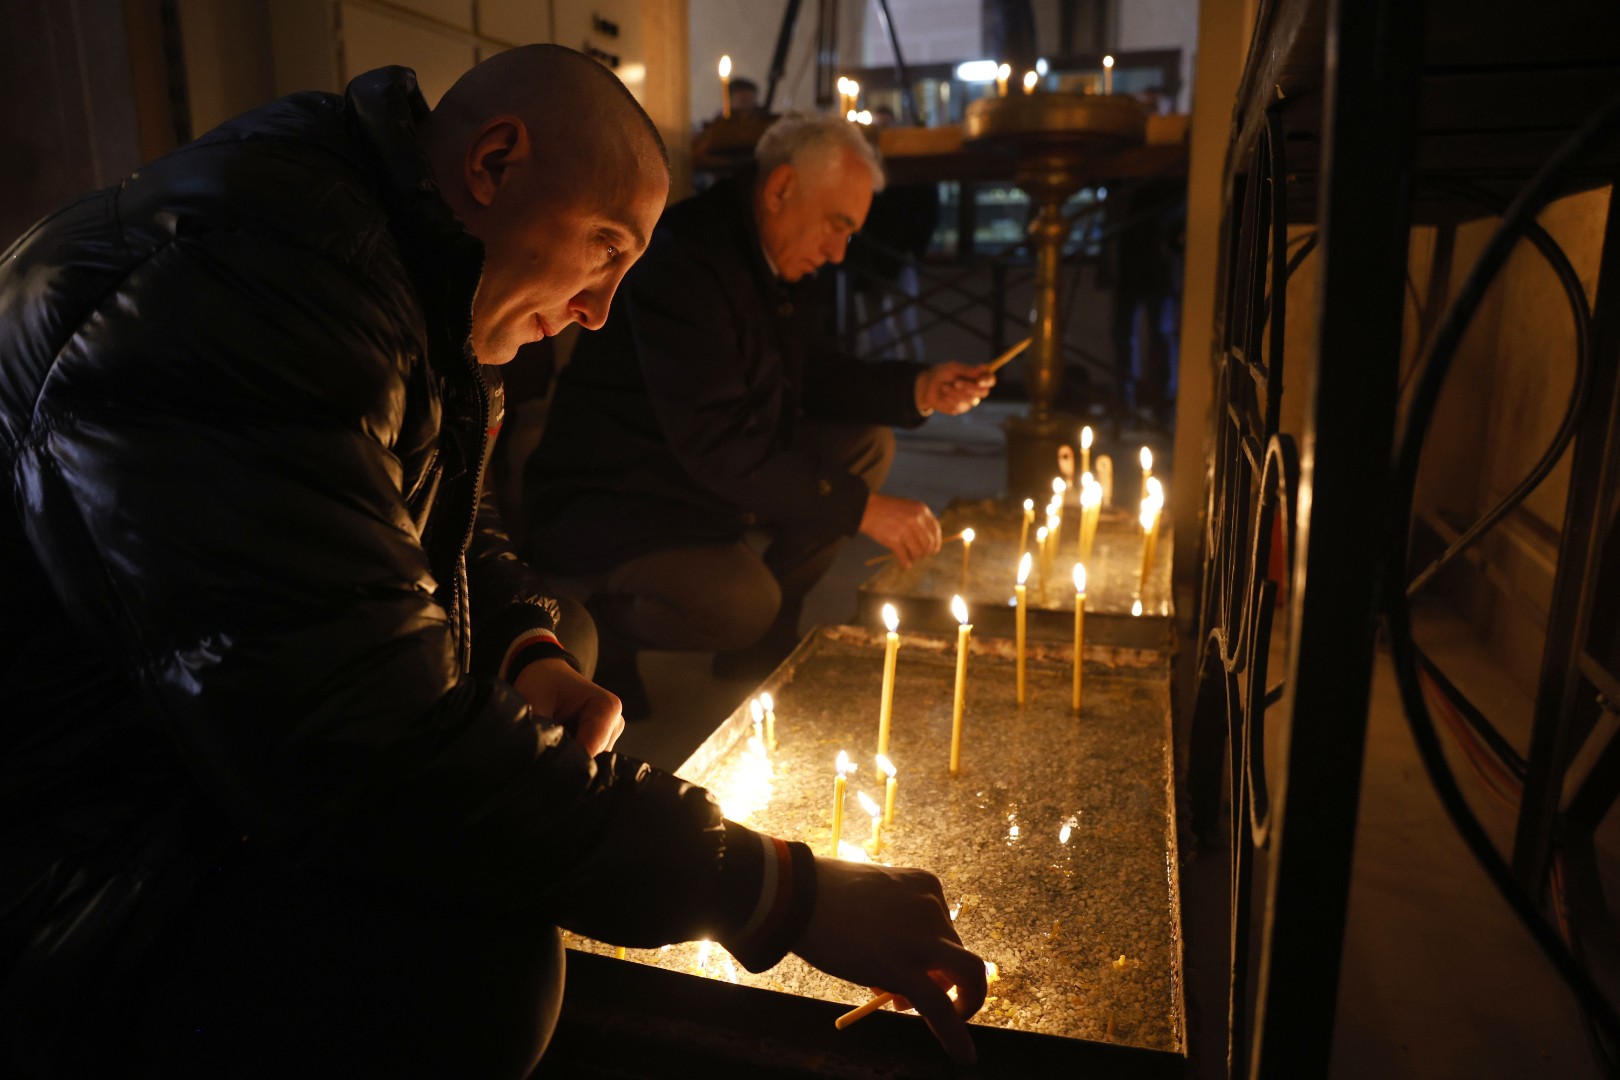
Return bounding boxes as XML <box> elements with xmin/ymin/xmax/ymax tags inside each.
<box><xmin>463</xmin><ymin>116</ymin><xmax>533</xmax><ymax>209</ymax></box>
<box><xmin>761</xmin><ymin>163</ymin><xmax>798</xmax><ymax>212</ymax></box>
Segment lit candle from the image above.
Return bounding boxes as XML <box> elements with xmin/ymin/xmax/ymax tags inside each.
<box><xmin>1049</xmin><ymin>478</ymin><xmax>1065</xmax><ymax>550</ymax></box>
<box><xmin>1080</xmin><ymin>425</ymin><xmax>1093</xmax><ymax>475</ymax></box>
<box><xmin>830</xmin><ymin>750</ymin><xmax>850</xmax><ymax>856</ymax></box>
<box><xmin>1035</xmin><ymin>525</ymin><xmax>1049</xmax><ymax>599</ymax></box>
<box><xmin>1139</xmin><ymin>501</ymin><xmax>1161</xmax><ymax>595</ymax></box>
<box><xmin>1018</xmin><ymin>497</ymin><xmax>1034</xmax><ymax>555</ymax></box>
<box><xmin>836</xmin><ymin>76</ymin><xmax>851</xmax><ymax>116</ymax></box>
<box><xmin>849</xmin><ymin>79</ymin><xmax>861</xmax><ymax>114</ymax></box>
<box><xmin>761</xmin><ymin>690</ymin><xmax>777</xmax><ymax>750</ymax></box>
<box><xmin>719</xmin><ymin>55</ymin><xmax>733</xmax><ymax>119</ymax></box>
<box><xmin>876</xmin><ymin>603</ymin><xmax>900</xmax><ymax>756</ymax></box>
<box><xmin>996</xmin><ymin>63</ymin><xmax>1011</xmax><ymax>97</ymax></box>
<box><xmin>1140</xmin><ymin>445</ymin><xmax>1153</xmax><ymax>490</ymax></box>
<box><xmin>949</xmin><ymin>595</ymin><xmax>971</xmax><ymax>774</ymax></box>
<box><xmin>1097</xmin><ymin>454</ymin><xmax>1115</xmax><ymax>507</ymax></box>
<box><xmin>1132</xmin><ymin>597</ymin><xmax>1144</xmax><ymax>617</ymax></box>
<box><xmin>960</xmin><ymin>527</ymin><xmax>976</xmax><ymax>591</ymax></box>
<box><xmin>1103</xmin><ymin>54</ymin><xmax>1114</xmax><ymax>95</ymax></box>
<box><xmin>1072</xmin><ymin>563</ymin><xmax>1087</xmax><ymax>714</ymax></box>
<box><xmin>858</xmin><ymin>790</ymin><xmax>882</xmax><ymax>854</ymax></box>
<box><xmin>1022</xmin><ymin>70</ymin><xmax>1038</xmax><ymax>94</ymax></box>
<box><xmin>877</xmin><ymin>753</ymin><xmax>897</xmax><ymax>825</ymax></box>
<box><xmin>1079</xmin><ymin>476</ymin><xmax>1102</xmax><ymax>560</ymax></box>
<box><xmin>750</xmin><ymin>696</ymin><xmax>765</xmax><ymax>749</ymax></box>
<box><xmin>1015</xmin><ymin>553</ymin><xmax>1031</xmax><ymax>704</ymax></box>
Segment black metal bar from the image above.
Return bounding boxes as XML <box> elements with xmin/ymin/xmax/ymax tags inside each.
<box><xmin>868</xmin><ymin>0</ymin><xmax>919</xmax><ymax>125</ymax></box>
<box><xmin>762</xmin><ymin>0</ymin><xmax>802</xmax><ymax>114</ymax></box>
<box><xmin>1514</xmin><ymin>147</ymin><xmax>1620</xmax><ymax>892</ymax></box>
<box><xmin>1247</xmin><ymin>1</ymin><xmax>1424</xmax><ymax>1075</ymax></box>
<box><xmin>1414</xmin><ymin>644</ymin><xmax>1530</xmax><ymax>781</ymax></box>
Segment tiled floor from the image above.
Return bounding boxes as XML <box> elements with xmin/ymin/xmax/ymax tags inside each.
<box><xmin>609</xmin><ymin>398</ymin><xmax>1606</xmax><ymax>1077</ymax></box>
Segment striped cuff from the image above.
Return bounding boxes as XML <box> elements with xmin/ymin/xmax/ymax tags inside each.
<box><xmin>723</xmin><ymin>828</ymin><xmax>818</xmax><ymax>973</ymax></box>
<box><xmin>499</xmin><ymin>627</ymin><xmax>575</xmax><ymax>682</ymax></box>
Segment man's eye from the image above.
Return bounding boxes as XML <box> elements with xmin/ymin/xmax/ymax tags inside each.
<box><xmin>605</xmin><ymin>244</ymin><xmax>621</xmax><ymax>262</ymax></box>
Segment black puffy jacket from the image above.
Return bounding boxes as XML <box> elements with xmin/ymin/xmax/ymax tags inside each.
<box><xmin>0</xmin><ymin>68</ymin><xmax>801</xmax><ymax>1069</ymax></box>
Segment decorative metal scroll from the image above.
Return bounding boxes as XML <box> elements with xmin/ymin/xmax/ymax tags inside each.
<box><xmin>1185</xmin><ymin>103</ymin><xmax>1300</xmax><ymax>1080</ymax></box>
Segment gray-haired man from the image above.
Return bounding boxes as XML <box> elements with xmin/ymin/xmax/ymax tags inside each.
<box><xmin>525</xmin><ymin>115</ymin><xmax>994</xmax><ymax>710</ymax></box>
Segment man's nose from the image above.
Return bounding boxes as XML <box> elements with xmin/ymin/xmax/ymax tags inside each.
<box><xmin>823</xmin><ymin>237</ymin><xmax>848</xmax><ymax>265</ymax></box>
<box><xmin>569</xmin><ymin>289</ymin><xmax>612</xmax><ymax>332</ymax></box>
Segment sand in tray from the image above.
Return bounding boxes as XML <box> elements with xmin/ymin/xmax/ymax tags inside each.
<box><xmin>565</xmin><ymin>636</ymin><xmax>1182</xmax><ymax>1053</ymax></box>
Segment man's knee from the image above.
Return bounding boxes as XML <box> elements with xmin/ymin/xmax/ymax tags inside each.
<box><xmin>550</xmin><ymin>593</ymin><xmax>599</xmax><ymax>679</ymax></box>
<box><xmin>845</xmin><ymin>424</ymin><xmax>896</xmax><ymax>491</ymax></box>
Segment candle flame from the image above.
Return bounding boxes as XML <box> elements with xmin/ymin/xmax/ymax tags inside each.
<box><xmin>1103</xmin><ymin>54</ymin><xmax>1115</xmax><ymax>69</ymax></box>
<box><xmin>849</xmin><ymin>79</ymin><xmax>860</xmax><ymax>97</ymax></box>
<box><xmin>750</xmin><ymin>697</ymin><xmax>764</xmax><ymax>722</ymax></box>
<box><xmin>1059</xmin><ymin>822</ymin><xmax>1072</xmax><ymax>844</ymax></box>
<box><xmin>962</xmin><ymin>526</ymin><xmax>975</xmax><ymax>545</ymax></box>
<box><xmin>760</xmin><ymin>691</ymin><xmax>774</xmax><ymax>712</ymax></box>
<box><xmin>836</xmin><ymin>750</ymin><xmax>850</xmax><ymax>776</ymax></box>
<box><xmin>1052</xmin><ymin>476</ymin><xmax>1066</xmax><ymax>495</ymax></box>
<box><xmin>1018</xmin><ymin>551</ymin><xmax>1033</xmax><ymax>584</ymax></box>
<box><xmin>1036</xmin><ymin>526</ymin><xmax>1048</xmax><ymax>545</ymax></box>
<box><xmin>1081</xmin><ymin>480</ymin><xmax>1101</xmax><ymax>507</ymax></box>
<box><xmin>697</xmin><ymin>938</ymin><xmax>712</xmax><ymax>967</ymax></box>
<box><xmin>1023</xmin><ymin>497</ymin><xmax>1034</xmax><ymax>512</ymax></box>
<box><xmin>846</xmin><ymin>109</ymin><xmax>859</xmax><ymax>122</ymax></box>
<box><xmin>1140</xmin><ymin>446</ymin><xmax>1152</xmax><ymax>471</ymax></box>
<box><xmin>877</xmin><ymin>753</ymin><xmax>896</xmax><ymax>779</ymax></box>
<box><xmin>855</xmin><ymin>110</ymin><xmax>873</xmax><ymax>125</ymax></box>
<box><xmin>1081</xmin><ymin>425</ymin><xmax>1094</xmax><ymax>450</ymax></box>
<box><xmin>857</xmin><ymin>791</ymin><xmax>880</xmax><ymax>819</ymax></box>
<box><xmin>1146</xmin><ymin>476</ymin><xmax>1164</xmax><ymax>504</ymax></box>
<box><xmin>882</xmin><ymin>603</ymin><xmax>899</xmax><ymax>633</ymax></box>
<box><xmin>996</xmin><ymin>62</ymin><xmax>1010</xmax><ymax>80</ymax></box>
<box><xmin>1074</xmin><ymin>562</ymin><xmax>1087</xmax><ymax>593</ymax></box>
<box><xmin>951</xmin><ymin>594</ymin><xmax>969</xmax><ymax>624</ymax></box>
<box><xmin>1140</xmin><ymin>503</ymin><xmax>1156</xmax><ymax>531</ymax></box>
<box><xmin>718</xmin><ymin>55</ymin><xmax>732</xmax><ymax>78</ymax></box>
<box><xmin>1132</xmin><ymin>598</ymin><xmax>1144</xmax><ymax>617</ymax></box>
<box><xmin>985</xmin><ymin>960</ymin><xmax>1000</xmax><ymax>982</ymax></box>
<box><xmin>1022</xmin><ymin>70</ymin><xmax>1037</xmax><ymax>92</ymax></box>
<box><xmin>837</xmin><ymin>76</ymin><xmax>851</xmax><ymax>94</ymax></box>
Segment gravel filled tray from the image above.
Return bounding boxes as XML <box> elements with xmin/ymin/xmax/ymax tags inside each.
<box><xmin>564</xmin><ymin>624</ymin><xmax>1185</xmax><ymax>1054</ymax></box>
<box><xmin>857</xmin><ymin>498</ymin><xmax>1174</xmax><ymax>651</ymax></box>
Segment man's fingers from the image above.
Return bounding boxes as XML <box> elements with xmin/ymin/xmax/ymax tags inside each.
<box><xmin>898</xmin><ymin>974</ymin><xmax>977</xmax><ymax>1067</ymax></box>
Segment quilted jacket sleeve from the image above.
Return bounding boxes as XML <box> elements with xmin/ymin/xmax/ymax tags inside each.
<box><xmin>13</xmin><ymin>222</ymin><xmax>807</xmax><ymax>959</ymax></box>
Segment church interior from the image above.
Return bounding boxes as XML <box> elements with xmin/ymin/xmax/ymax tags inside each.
<box><xmin>4</xmin><ymin>1</ymin><xmax>1618</xmax><ymax>1076</ymax></box>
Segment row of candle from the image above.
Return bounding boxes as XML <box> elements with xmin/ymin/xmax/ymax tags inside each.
<box><xmin>993</xmin><ymin>55</ymin><xmax>1115</xmax><ymax>97</ymax></box>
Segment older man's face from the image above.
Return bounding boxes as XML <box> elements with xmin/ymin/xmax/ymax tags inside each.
<box><xmin>756</xmin><ymin>146</ymin><xmax>874</xmax><ymax>283</ymax></box>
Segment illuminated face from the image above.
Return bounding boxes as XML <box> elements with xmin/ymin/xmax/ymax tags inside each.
<box><xmin>755</xmin><ymin>145</ymin><xmax>875</xmax><ymax>283</ymax></box>
<box><xmin>467</xmin><ymin>164</ymin><xmax>667</xmax><ymax>363</ymax></box>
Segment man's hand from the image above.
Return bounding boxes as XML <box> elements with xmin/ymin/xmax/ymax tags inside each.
<box><xmin>794</xmin><ymin>858</ymin><xmax>987</xmax><ymax>1066</ymax></box>
<box><xmin>512</xmin><ymin>657</ymin><xmax>625</xmax><ymax>755</ymax></box>
<box><xmin>860</xmin><ymin>493</ymin><xmax>941</xmax><ymax>569</ymax></box>
<box><xmin>915</xmin><ymin>361</ymin><xmax>995</xmax><ymax>417</ymax></box>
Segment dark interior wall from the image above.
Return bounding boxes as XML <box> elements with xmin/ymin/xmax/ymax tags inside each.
<box><xmin>0</xmin><ymin>0</ymin><xmax>154</xmax><ymax>245</ymax></box>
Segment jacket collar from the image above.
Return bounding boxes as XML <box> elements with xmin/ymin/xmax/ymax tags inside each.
<box><xmin>343</xmin><ymin>67</ymin><xmax>484</xmax><ymax>374</ymax></box>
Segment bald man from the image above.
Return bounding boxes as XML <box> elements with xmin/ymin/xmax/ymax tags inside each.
<box><xmin>0</xmin><ymin>48</ymin><xmax>983</xmax><ymax>1078</ymax></box>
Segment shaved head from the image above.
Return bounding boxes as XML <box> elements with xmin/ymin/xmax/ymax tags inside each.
<box><xmin>431</xmin><ymin>44</ymin><xmax>668</xmax><ymax>181</ymax></box>
<box><xmin>419</xmin><ymin>45</ymin><xmax>670</xmax><ymax>362</ymax></box>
